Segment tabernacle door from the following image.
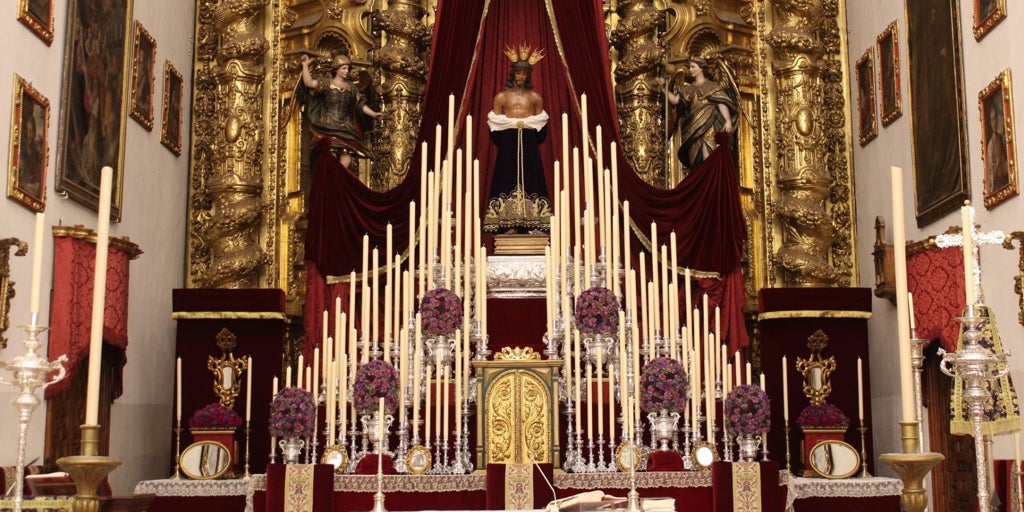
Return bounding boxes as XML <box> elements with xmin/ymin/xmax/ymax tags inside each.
<box><xmin>475</xmin><ymin>348</ymin><xmax>562</xmax><ymax>469</ymax></box>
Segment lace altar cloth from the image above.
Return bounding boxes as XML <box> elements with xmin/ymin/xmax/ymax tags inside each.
<box><xmin>788</xmin><ymin>476</ymin><xmax>901</xmax><ymax>498</ymax></box>
<box><xmin>134</xmin><ymin>472</ymin><xmax>901</xmax><ymax>512</ymax></box>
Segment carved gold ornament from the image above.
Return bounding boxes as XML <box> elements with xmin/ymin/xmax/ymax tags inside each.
<box><xmin>795</xmin><ymin>330</ymin><xmax>836</xmax><ymax>406</ymax></box>
<box><xmin>207</xmin><ymin>328</ymin><xmax>250</xmax><ymax>408</ymax></box>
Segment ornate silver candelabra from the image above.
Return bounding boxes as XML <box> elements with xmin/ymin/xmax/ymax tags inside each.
<box><xmin>939</xmin><ymin>309</ymin><xmax>1009</xmax><ymax>512</ymax></box>
<box><xmin>0</xmin><ymin>319</ymin><xmax>68</xmax><ymax>512</ymax></box>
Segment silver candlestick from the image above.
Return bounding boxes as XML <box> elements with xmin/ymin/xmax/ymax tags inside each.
<box><xmin>939</xmin><ymin>309</ymin><xmax>1009</xmax><ymax>512</ymax></box>
<box><xmin>0</xmin><ymin>319</ymin><xmax>68</xmax><ymax>512</ymax></box>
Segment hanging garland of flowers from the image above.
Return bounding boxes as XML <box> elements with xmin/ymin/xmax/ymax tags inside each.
<box><xmin>574</xmin><ymin>286</ymin><xmax>619</xmax><ymax>335</ymax></box>
<box><xmin>420</xmin><ymin>288</ymin><xmax>462</xmax><ymax>337</ymax></box>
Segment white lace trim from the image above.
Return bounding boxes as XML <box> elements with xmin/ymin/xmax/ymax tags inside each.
<box><xmin>789</xmin><ymin>476</ymin><xmax>902</xmax><ymax>498</ymax></box>
<box><xmin>133</xmin><ymin>477</ymin><xmax>251</xmax><ymax>496</ymax></box>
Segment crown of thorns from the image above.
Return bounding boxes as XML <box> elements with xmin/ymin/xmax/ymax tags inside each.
<box><xmin>504</xmin><ymin>43</ymin><xmax>545</xmax><ymax>65</ymax></box>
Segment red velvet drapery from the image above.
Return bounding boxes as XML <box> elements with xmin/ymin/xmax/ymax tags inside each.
<box><xmin>46</xmin><ymin>234</ymin><xmax>133</xmax><ymax>398</ymax></box>
<box><xmin>907</xmin><ymin>245</ymin><xmax>965</xmax><ymax>352</ymax></box>
<box><xmin>304</xmin><ymin>0</ymin><xmax>748</xmax><ymax>353</ymax></box>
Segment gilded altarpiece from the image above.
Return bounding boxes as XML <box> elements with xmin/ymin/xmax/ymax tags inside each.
<box><xmin>185</xmin><ymin>0</ymin><xmax>858</xmax><ymax>311</ymax></box>
<box><xmin>474</xmin><ymin>358</ymin><xmax>562</xmax><ymax>468</ymax></box>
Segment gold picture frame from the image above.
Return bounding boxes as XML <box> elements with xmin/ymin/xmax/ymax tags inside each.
<box><xmin>129</xmin><ymin>21</ymin><xmax>157</xmax><ymax>131</ymax></box>
<box><xmin>979</xmin><ymin>69</ymin><xmax>1017</xmax><ymax>209</ymax></box>
<box><xmin>161</xmin><ymin>60</ymin><xmax>183</xmax><ymax>156</ymax></box>
<box><xmin>7</xmin><ymin>75</ymin><xmax>49</xmax><ymax>213</ymax></box>
<box><xmin>55</xmin><ymin>0</ymin><xmax>134</xmax><ymax>221</ymax></box>
<box><xmin>876</xmin><ymin>21</ymin><xmax>901</xmax><ymax>127</ymax></box>
<box><xmin>973</xmin><ymin>0</ymin><xmax>1006</xmax><ymax>41</ymax></box>
<box><xmin>855</xmin><ymin>49</ymin><xmax>877</xmax><ymax>146</ymax></box>
<box><xmin>17</xmin><ymin>0</ymin><xmax>54</xmax><ymax>45</ymax></box>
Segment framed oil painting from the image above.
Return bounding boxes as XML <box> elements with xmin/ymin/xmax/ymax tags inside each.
<box><xmin>129</xmin><ymin>21</ymin><xmax>156</xmax><ymax>131</ymax></box>
<box><xmin>160</xmin><ymin>60</ymin><xmax>183</xmax><ymax>156</ymax></box>
<box><xmin>55</xmin><ymin>0</ymin><xmax>133</xmax><ymax>221</ymax></box>
<box><xmin>979</xmin><ymin>70</ymin><xmax>1017</xmax><ymax>209</ymax></box>
<box><xmin>973</xmin><ymin>0</ymin><xmax>1006</xmax><ymax>41</ymax></box>
<box><xmin>856</xmin><ymin>49</ymin><xmax>877</xmax><ymax>146</ymax></box>
<box><xmin>7</xmin><ymin>75</ymin><xmax>49</xmax><ymax>212</ymax></box>
<box><xmin>906</xmin><ymin>0</ymin><xmax>970</xmax><ymax>227</ymax></box>
<box><xmin>17</xmin><ymin>0</ymin><xmax>54</xmax><ymax>45</ymax></box>
<box><xmin>877</xmin><ymin>21</ymin><xmax>902</xmax><ymax>127</ymax></box>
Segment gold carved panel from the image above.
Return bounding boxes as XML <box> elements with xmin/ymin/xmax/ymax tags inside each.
<box><xmin>476</xmin><ymin>358</ymin><xmax>562</xmax><ymax>467</ymax></box>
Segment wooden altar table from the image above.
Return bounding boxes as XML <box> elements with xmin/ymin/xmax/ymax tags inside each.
<box><xmin>135</xmin><ymin>471</ymin><xmax>902</xmax><ymax>512</ymax></box>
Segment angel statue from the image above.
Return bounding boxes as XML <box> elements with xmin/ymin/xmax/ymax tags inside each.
<box><xmin>658</xmin><ymin>55</ymin><xmax>739</xmax><ymax>172</ymax></box>
<box><xmin>296</xmin><ymin>52</ymin><xmax>384</xmax><ymax>170</ymax></box>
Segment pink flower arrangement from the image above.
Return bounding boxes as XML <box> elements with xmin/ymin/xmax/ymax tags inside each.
<box><xmin>724</xmin><ymin>384</ymin><xmax>771</xmax><ymax>435</ymax></box>
<box><xmin>189</xmin><ymin>402</ymin><xmax>243</xmax><ymax>429</ymax></box>
<box><xmin>353</xmin><ymin>360</ymin><xmax>400</xmax><ymax>414</ymax></box>
<box><xmin>796</xmin><ymin>403</ymin><xmax>850</xmax><ymax>429</ymax></box>
<box><xmin>420</xmin><ymin>288</ymin><xmax>463</xmax><ymax>337</ymax></box>
<box><xmin>269</xmin><ymin>387</ymin><xmax>315</xmax><ymax>438</ymax></box>
<box><xmin>574</xmin><ymin>287</ymin><xmax>619</xmax><ymax>335</ymax></box>
<box><xmin>639</xmin><ymin>357</ymin><xmax>689</xmax><ymax>413</ymax></box>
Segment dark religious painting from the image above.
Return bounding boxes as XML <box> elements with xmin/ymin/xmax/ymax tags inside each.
<box><xmin>7</xmin><ymin>75</ymin><xmax>49</xmax><ymax>212</ymax></box>
<box><xmin>856</xmin><ymin>49</ymin><xmax>877</xmax><ymax>146</ymax></box>
<box><xmin>160</xmin><ymin>60</ymin><xmax>183</xmax><ymax>156</ymax></box>
<box><xmin>55</xmin><ymin>0</ymin><xmax>134</xmax><ymax>221</ymax></box>
<box><xmin>973</xmin><ymin>0</ymin><xmax>1006</xmax><ymax>40</ymax></box>
<box><xmin>905</xmin><ymin>0</ymin><xmax>970</xmax><ymax>227</ymax></box>
<box><xmin>129</xmin><ymin>21</ymin><xmax>157</xmax><ymax>131</ymax></box>
<box><xmin>876</xmin><ymin>22</ymin><xmax>901</xmax><ymax>126</ymax></box>
<box><xmin>17</xmin><ymin>0</ymin><xmax>54</xmax><ymax>45</ymax></box>
<box><xmin>979</xmin><ymin>70</ymin><xmax>1017</xmax><ymax>209</ymax></box>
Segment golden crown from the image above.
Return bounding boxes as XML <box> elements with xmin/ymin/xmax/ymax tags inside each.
<box><xmin>504</xmin><ymin>43</ymin><xmax>545</xmax><ymax>66</ymax></box>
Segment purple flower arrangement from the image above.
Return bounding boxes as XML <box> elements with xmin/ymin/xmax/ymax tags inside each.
<box><xmin>188</xmin><ymin>402</ymin><xmax>243</xmax><ymax>429</ymax></box>
<box><xmin>268</xmin><ymin>387</ymin><xmax>315</xmax><ymax>438</ymax></box>
<box><xmin>724</xmin><ymin>384</ymin><xmax>771</xmax><ymax>436</ymax></box>
<box><xmin>352</xmin><ymin>360</ymin><xmax>400</xmax><ymax>414</ymax></box>
<box><xmin>420</xmin><ymin>288</ymin><xmax>463</xmax><ymax>337</ymax></box>
<box><xmin>639</xmin><ymin>357</ymin><xmax>689</xmax><ymax>413</ymax></box>
<box><xmin>796</xmin><ymin>402</ymin><xmax>850</xmax><ymax>429</ymax></box>
<box><xmin>574</xmin><ymin>287</ymin><xmax>619</xmax><ymax>335</ymax></box>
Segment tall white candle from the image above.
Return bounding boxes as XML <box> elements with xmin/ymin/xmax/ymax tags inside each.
<box><xmin>1016</xmin><ymin>432</ymin><xmax>1022</xmax><ymax>468</ymax></box>
<box><xmin>271</xmin><ymin>376</ymin><xmax>278</xmax><ymax>456</ymax></box>
<box><xmin>891</xmin><ymin>167</ymin><xmax>916</xmax><ymax>424</ymax></box>
<box><xmin>782</xmin><ymin>356</ymin><xmax>789</xmax><ymax>421</ymax></box>
<box><xmin>857</xmin><ymin>357</ymin><xmax>864</xmax><ymax>420</ymax></box>
<box><xmin>246</xmin><ymin>357</ymin><xmax>253</xmax><ymax>421</ymax></box>
<box><xmin>961</xmin><ymin>205</ymin><xmax>975</xmax><ymax>306</ymax></box>
<box><xmin>378</xmin><ymin>397</ymin><xmax>385</xmax><ymax>475</ymax></box>
<box><xmin>29</xmin><ymin>212</ymin><xmax>44</xmax><ymax>316</ymax></box>
<box><xmin>84</xmin><ymin>166</ymin><xmax>113</xmax><ymax>426</ymax></box>
<box><xmin>907</xmin><ymin>292</ymin><xmax>917</xmax><ymax>333</ymax></box>
<box><xmin>176</xmin><ymin>357</ymin><xmax>182</xmax><ymax>422</ymax></box>
<box><xmin>597</xmin><ymin>348</ymin><xmax>604</xmax><ymax>437</ymax></box>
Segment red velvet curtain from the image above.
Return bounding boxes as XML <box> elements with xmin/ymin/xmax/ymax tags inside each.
<box><xmin>907</xmin><ymin>245</ymin><xmax>964</xmax><ymax>352</ymax></box>
<box><xmin>46</xmin><ymin>234</ymin><xmax>132</xmax><ymax>398</ymax></box>
<box><xmin>305</xmin><ymin>0</ymin><xmax>748</xmax><ymax>352</ymax></box>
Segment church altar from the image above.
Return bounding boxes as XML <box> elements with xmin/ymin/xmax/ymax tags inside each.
<box><xmin>133</xmin><ymin>471</ymin><xmax>902</xmax><ymax>512</ymax></box>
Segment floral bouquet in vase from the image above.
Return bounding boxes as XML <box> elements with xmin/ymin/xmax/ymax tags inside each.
<box><xmin>353</xmin><ymin>360</ymin><xmax>400</xmax><ymax>415</ymax></box>
<box><xmin>420</xmin><ymin>288</ymin><xmax>462</xmax><ymax>337</ymax></box>
<box><xmin>640</xmin><ymin>357</ymin><xmax>688</xmax><ymax>451</ymax></box>
<box><xmin>574</xmin><ymin>287</ymin><xmax>619</xmax><ymax>336</ymax></box>
<box><xmin>189</xmin><ymin>402</ymin><xmax>244</xmax><ymax>430</ymax></box>
<box><xmin>724</xmin><ymin>384</ymin><xmax>771</xmax><ymax>436</ymax></box>
<box><xmin>269</xmin><ymin>387</ymin><xmax>315</xmax><ymax>463</ymax></box>
<box><xmin>796</xmin><ymin>403</ymin><xmax>849</xmax><ymax>429</ymax></box>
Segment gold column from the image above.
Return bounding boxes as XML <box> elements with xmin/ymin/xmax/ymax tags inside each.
<box><xmin>610</xmin><ymin>0</ymin><xmax>667</xmax><ymax>188</ymax></box>
<box><xmin>370</xmin><ymin>0</ymin><xmax>431</xmax><ymax>191</ymax></box>
<box><xmin>765</xmin><ymin>0</ymin><xmax>833</xmax><ymax>286</ymax></box>
<box><xmin>188</xmin><ymin>0</ymin><xmax>270</xmax><ymax>288</ymax></box>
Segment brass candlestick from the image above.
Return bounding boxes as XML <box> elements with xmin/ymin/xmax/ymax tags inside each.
<box><xmin>57</xmin><ymin>425</ymin><xmax>122</xmax><ymax>512</ymax></box>
<box><xmin>172</xmin><ymin>423</ymin><xmax>182</xmax><ymax>479</ymax></box>
<box><xmin>783</xmin><ymin>420</ymin><xmax>792</xmax><ymax>474</ymax></box>
<box><xmin>857</xmin><ymin>422</ymin><xmax>871</xmax><ymax>477</ymax></box>
<box><xmin>243</xmin><ymin>421</ymin><xmax>251</xmax><ymax>478</ymax></box>
<box><xmin>879</xmin><ymin>421</ymin><xmax>944</xmax><ymax>512</ymax></box>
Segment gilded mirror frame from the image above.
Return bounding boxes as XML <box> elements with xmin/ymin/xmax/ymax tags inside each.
<box><xmin>808</xmin><ymin>440</ymin><xmax>861</xmax><ymax>479</ymax></box>
<box><xmin>179</xmin><ymin>440</ymin><xmax>232</xmax><ymax>480</ymax></box>
<box><xmin>795</xmin><ymin>330</ymin><xmax>836</xmax><ymax>405</ymax></box>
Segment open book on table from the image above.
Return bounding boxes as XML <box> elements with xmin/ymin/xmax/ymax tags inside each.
<box><xmin>547</xmin><ymin>491</ymin><xmax>675</xmax><ymax>512</ymax></box>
